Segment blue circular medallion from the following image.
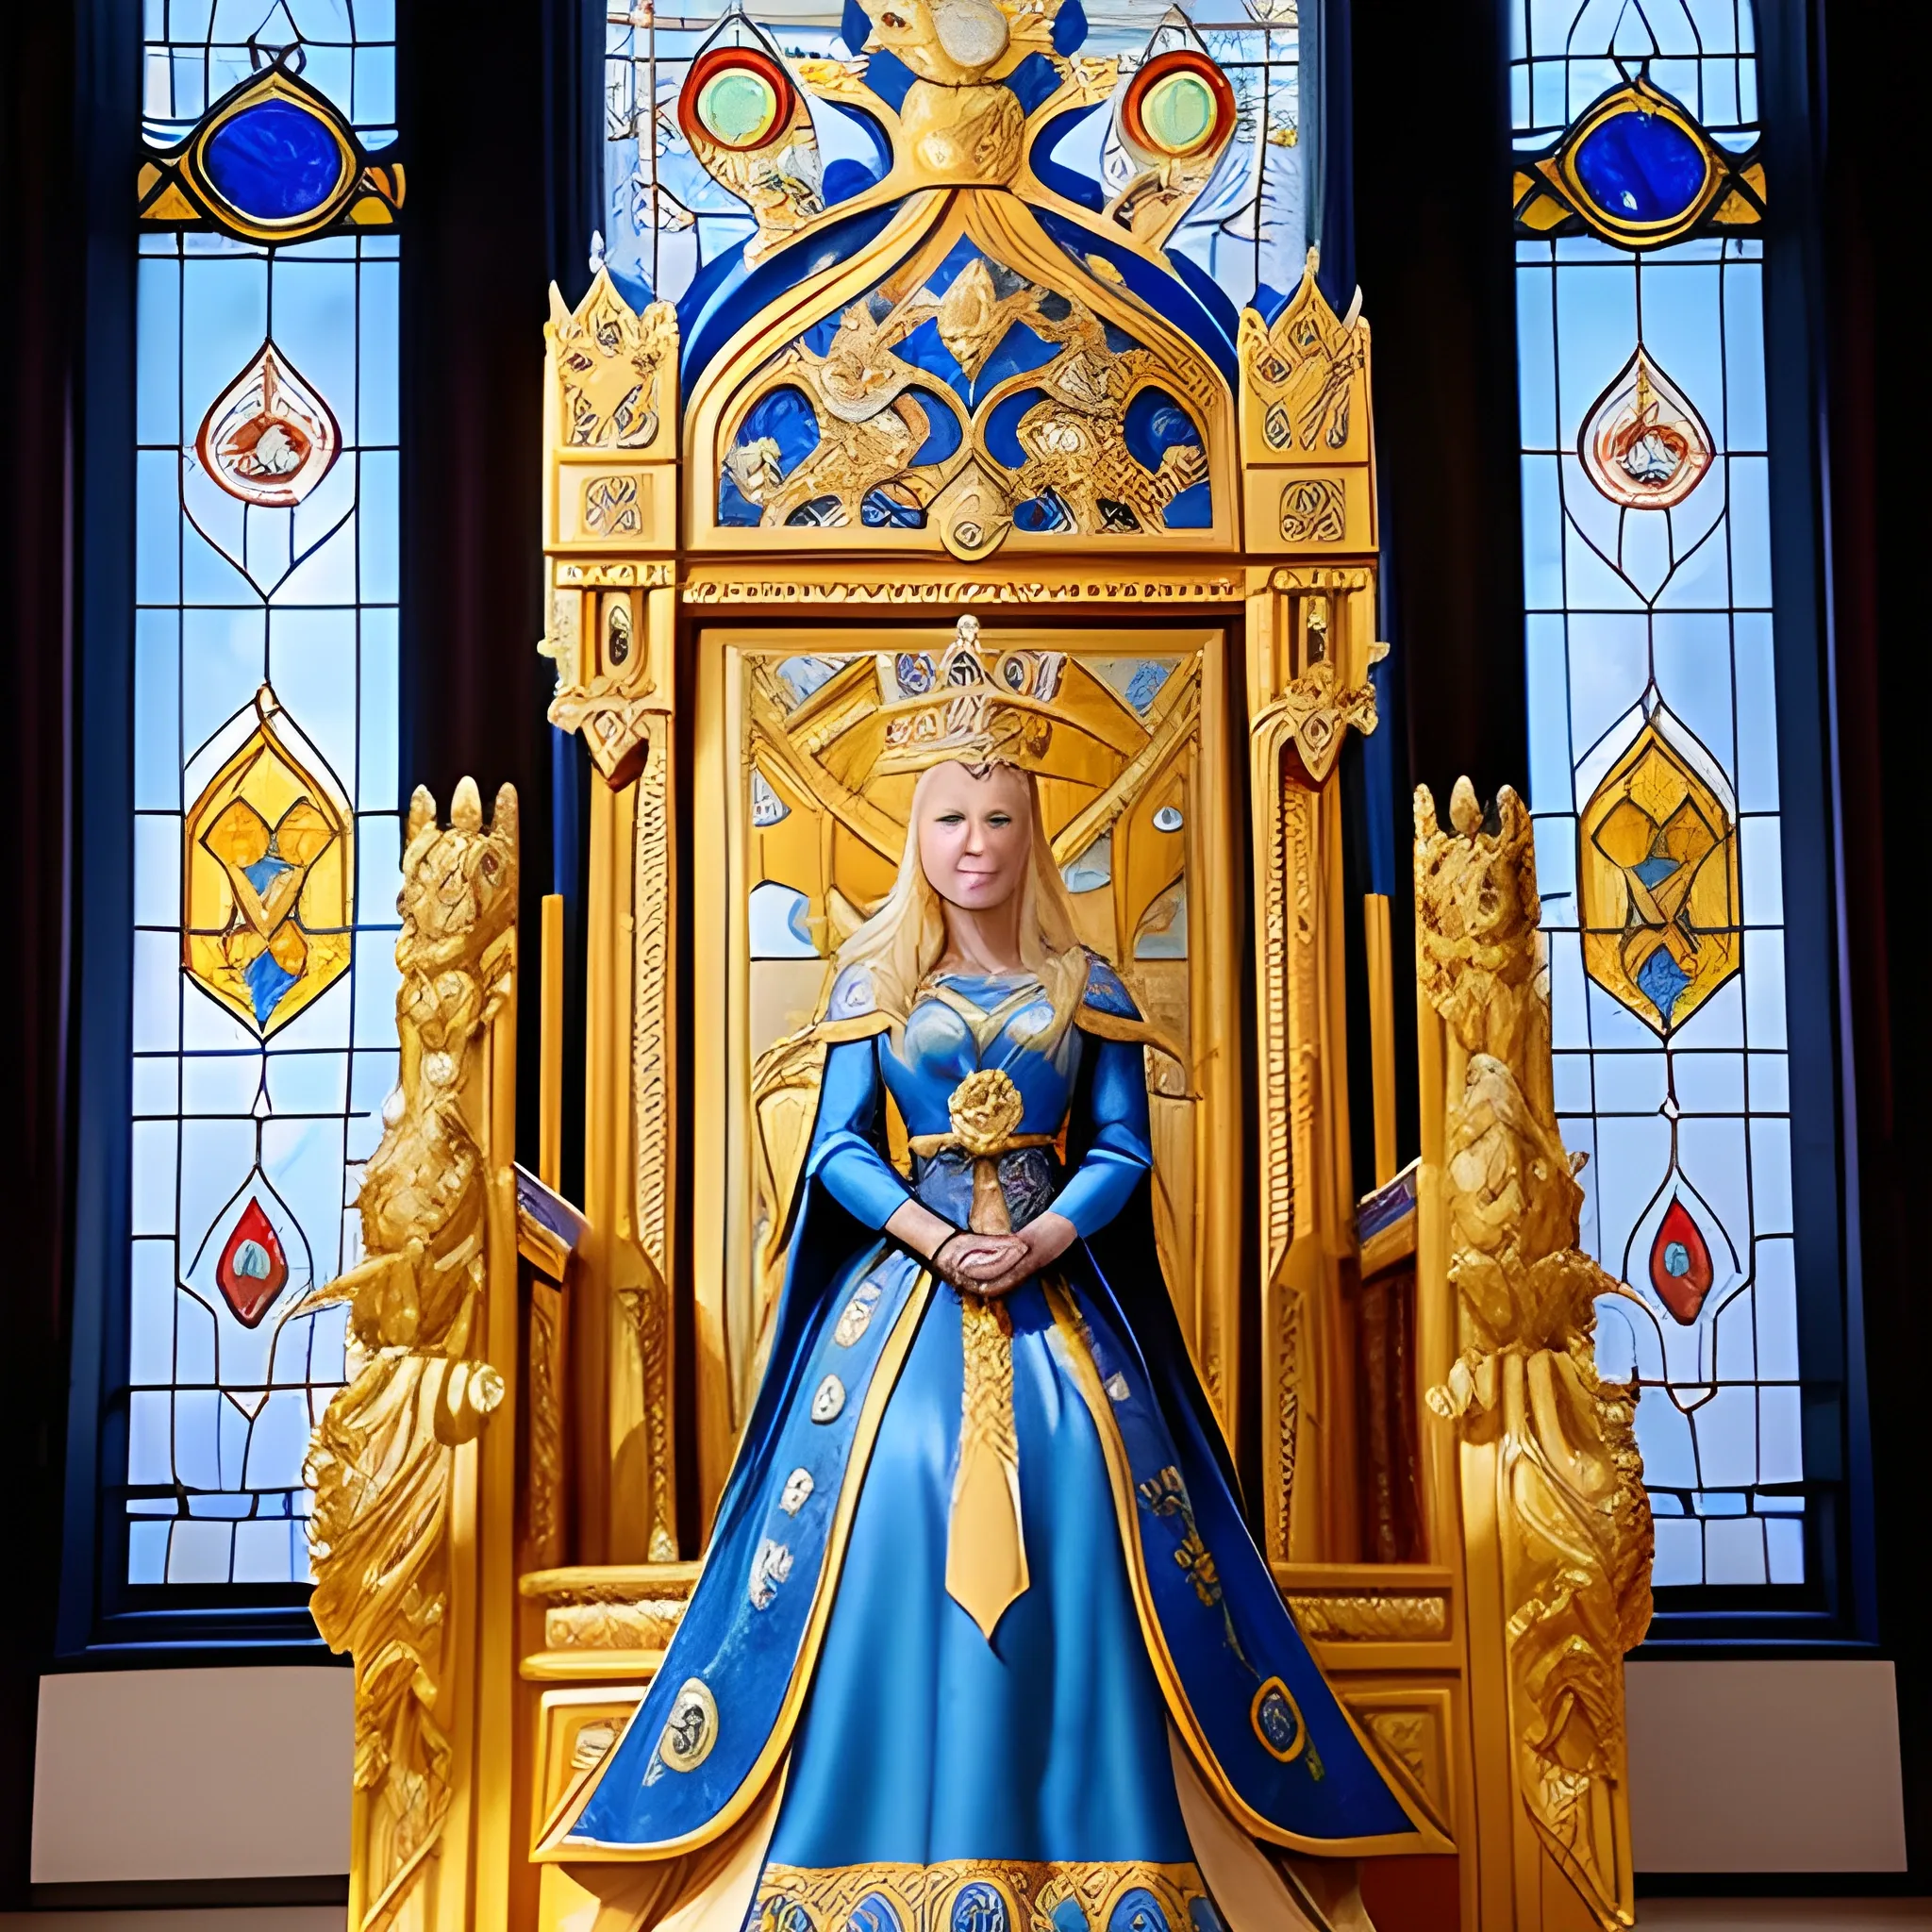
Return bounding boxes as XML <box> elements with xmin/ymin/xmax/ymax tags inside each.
<box><xmin>203</xmin><ymin>98</ymin><xmax>346</xmax><ymax>223</ymax></box>
<box><xmin>1573</xmin><ymin>108</ymin><xmax>1707</xmax><ymax>226</ymax></box>
<box><xmin>951</xmin><ymin>1883</ymin><xmax>1008</xmax><ymax>1932</ymax></box>
<box><xmin>1107</xmin><ymin>1890</ymin><xmax>1173</xmax><ymax>1932</ymax></box>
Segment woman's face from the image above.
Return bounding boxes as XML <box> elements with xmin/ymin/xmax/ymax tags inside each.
<box><xmin>916</xmin><ymin>761</ymin><xmax>1033</xmax><ymax>914</ymax></box>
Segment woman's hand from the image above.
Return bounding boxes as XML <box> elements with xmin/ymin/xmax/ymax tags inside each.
<box><xmin>935</xmin><ymin>1233</ymin><xmax>1028</xmax><ymax>1291</ymax></box>
<box><xmin>961</xmin><ymin>1211</ymin><xmax>1076</xmax><ymax>1299</ymax></box>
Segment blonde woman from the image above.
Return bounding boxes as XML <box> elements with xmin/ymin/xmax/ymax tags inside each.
<box><xmin>553</xmin><ymin>753</ymin><xmax>1434</xmax><ymax>1930</ymax></box>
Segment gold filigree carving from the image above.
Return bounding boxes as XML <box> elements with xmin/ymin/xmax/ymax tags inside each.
<box><xmin>543</xmin><ymin>277</ymin><xmax>679</xmax><ymax>779</ymax></box>
<box><xmin>719</xmin><ymin>270</ymin><xmax>1207</xmax><ymax>554</ymax></box>
<box><xmin>1241</xmin><ymin>252</ymin><xmax>1367</xmax><ymax>458</ymax></box>
<box><xmin>1415</xmin><ymin>778</ymin><xmax>1653</xmax><ymax>1931</ymax></box>
<box><xmin>549</xmin><ymin>270</ymin><xmax>677</xmax><ymax>456</ymax></box>
<box><xmin>1279</xmin><ymin>476</ymin><xmax>1346</xmax><ymax>543</ymax></box>
<box><xmin>544</xmin><ymin>1597</ymin><xmax>687</xmax><ymax>1652</ymax></box>
<box><xmin>557</xmin><ymin>561</ymin><xmax>675</xmax><ymax>588</ymax></box>
<box><xmin>541</xmin><ymin>589</ymin><xmax>660</xmax><ymax>789</ymax></box>
<box><xmin>1286</xmin><ymin>1592</ymin><xmax>1450</xmax><ymax>1641</ymax></box>
<box><xmin>632</xmin><ymin>710</ymin><xmax>673</xmax><ymax>1282</ymax></box>
<box><xmin>527</xmin><ymin>1284</ymin><xmax>565</xmax><ymax>1564</ymax></box>
<box><xmin>617</xmin><ymin>1278</ymin><xmax>678</xmax><ymax>1565</ymax></box>
<box><xmin>305</xmin><ymin>779</ymin><xmax>518</xmax><ymax>1932</ymax></box>
<box><xmin>683</xmin><ymin>573</ymin><xmax>1242</xmax><ymax>606</ymax></box>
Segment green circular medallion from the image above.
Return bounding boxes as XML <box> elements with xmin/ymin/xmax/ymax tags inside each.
<box><xmin>697</xmin><ymin>67</ymin><xmax>779</xmax><ymax>147</ymax></box>
<box><xmin>1141</xmin><ymin>71</ymin><xmax>1216</xmax><ymax>155</ymax></box>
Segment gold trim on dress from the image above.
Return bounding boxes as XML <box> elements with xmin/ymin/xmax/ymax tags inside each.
<box><xmin>747</xmin><ymin>1857</ymin><xmax>1214</xmax><ymax>1932</ymax></box>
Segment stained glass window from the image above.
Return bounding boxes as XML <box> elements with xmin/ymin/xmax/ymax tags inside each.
<box><xmin>124</xmin><ymin>0</ymin><xmax>402</xmax><ymax>1588</ymax></box>
<box><xmin>1509</xmin><ymin>0</ymin><xmax>1813</xmax><ymax>1591</ymax></box>
<box><xmin>601</xmin><ymin>3</ymin><xmax>1305</xmax><ymax>315</ymax></box>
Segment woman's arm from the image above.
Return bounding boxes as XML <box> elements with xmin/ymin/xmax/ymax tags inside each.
<box><xmin>1049</xmin><ymin>1034</ymin><xmax>1155</xmax><ymax>1237</ymax></box>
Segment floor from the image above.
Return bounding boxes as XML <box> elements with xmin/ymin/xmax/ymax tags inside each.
<box><xmin>1636</xmin><ymin>1908</ymin><xmax>1932</xmax><ymax>1930</ymax></box>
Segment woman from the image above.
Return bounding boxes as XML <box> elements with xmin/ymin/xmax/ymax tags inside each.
<box><xmin>547</xmin><ymin>749</ymin><xmax>1436</xmax><ymax>1932</ymax></box>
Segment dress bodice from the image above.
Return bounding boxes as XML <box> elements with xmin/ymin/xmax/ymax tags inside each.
<box><xmin>879</xmin><ymin>971</ymin><xmax>1082</xmax><ymax>1138</ymax></box>
<box><xmin>806</xmin><ymin>956</ymin><xmax>1156</xmax><ymax>1242</ymax></box>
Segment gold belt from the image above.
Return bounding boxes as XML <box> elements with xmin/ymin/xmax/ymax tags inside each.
<box><xmin>912</xmin><ymin>1071</ymin><xmax>1050</xmax><ymax>1641</ymax></box>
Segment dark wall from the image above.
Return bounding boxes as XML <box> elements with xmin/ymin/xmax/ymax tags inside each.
<box><xmin>1352</xmin><ymin>0</ymin><xmax>1528</xmax><ymax>812</ymax></box>
<box><xmin>1822</xmin><ymin>0</ymin><xmax>1932</xmax><ymax>1876</ymax></box>
<box><xmin>0</xmin><ymin>2</ymin><xmax>82</xmax><ymax>1906</ymax></box>
<box><xmin>398</xmin><ymin>0</ymin><xmax>601</xmax><ymax>1173</ymax></box>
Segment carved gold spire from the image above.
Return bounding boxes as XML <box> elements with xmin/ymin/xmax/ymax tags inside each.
<box><xmin>305</xmin><ymin>779</ymin><xmax>520</xmax><ymax>1932</ymax></box>
<box><xmin>1414</xmin><ymin>779</ymin><xmax>1653</xmax><ymax>1930</ymax></box>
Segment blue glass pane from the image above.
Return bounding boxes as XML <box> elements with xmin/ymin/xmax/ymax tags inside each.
<box><xmin>1574</xmin><ymin>109</ymin><xmax>1707</xmax><ymax>225</ymax></box>
<box><xmin>204</xmin><ymin>100</ymin><xmax>347</xmax><ymax>222</ymax></box>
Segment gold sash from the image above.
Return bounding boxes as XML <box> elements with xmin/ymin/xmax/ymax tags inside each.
<box><xmin>908</xmin><ymin>1070</ymin><xmax>1055</xmax><ymax>1641</ymax></box>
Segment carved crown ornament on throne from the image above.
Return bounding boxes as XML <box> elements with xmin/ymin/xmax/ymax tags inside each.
<box><xmin>536</xmin><ymin>0</ymin><xmax>1378</xmax><ymax>622</ymax></box>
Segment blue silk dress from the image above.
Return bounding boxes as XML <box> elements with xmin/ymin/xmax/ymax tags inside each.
<box><xmin>554</xmin><ymin>955</ymin><xmax>1430</xmax><ymax>1932</ymax></box>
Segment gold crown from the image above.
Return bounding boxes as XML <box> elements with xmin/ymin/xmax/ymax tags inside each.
<box><xmin>872</xmin><ymin>615</ymin><xmax>1066</xmax><ymax>778</ymax></box>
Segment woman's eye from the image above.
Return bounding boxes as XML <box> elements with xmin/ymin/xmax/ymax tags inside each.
<box><xmin>988</xmin><ymin>813</ymin><xmax>1011</xmax><ymax>827</ymax></box>
<box><xmin>936</xmin><ymin>811</ymin><xmax>965</xmax><ymax>824</ymax></box>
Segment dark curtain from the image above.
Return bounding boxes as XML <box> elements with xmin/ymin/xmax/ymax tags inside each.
<box><xmin>1350</xmin><ymin>0</ymin><xmax>1527</xmax><ymax>814</ymax></box>
<box><xmin>397</xmin><ymin>0</ymin><xmax>601</xmax><ymax>1175</ymax></box>
<box><xmin>0</xmin><ymin>1</ymin><xmax>79</xmax><ymax>1903</ymax></box>
<box><xmin>1823</xmin><ymin>0</ymin><xmax>1932</xmax><ymax>1877</ymax></box>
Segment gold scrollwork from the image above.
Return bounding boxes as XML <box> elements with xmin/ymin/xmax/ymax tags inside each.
<box><xmin>1279</xmin><ymin>476</ymin><xmax>1346</xmax><ymax>543</ymax></box>
<box><xmin>304</xmin><ymin>779</ymin><xmax>519</xmax><ymax>1932</ymax></box>
<box><xmin>1241</xmin><ymin>253</ymin><xmax>1367</xmax><ymax>458</ymax></box>
<box><xmin>527</xmin><ymin>1284</ymin><xmax>566</xmax><ymax>1564</ymax></box>
<box><xmin>549</xmin><ymin>271</ymin><xmax>677</xmax><ymax>456</ymax></box>
<box><xmin>583</xmin><ymin>475</ymin><xmax>642</xmax><ymax>536</ymax></box>
<box><xmin>1415</xmin><ymin>778</ymin><xmax>1653</xmax><ymax>1930</ymax></box>
<box><xmin>1285</xmin><ymin>1593</ymin><xmax>1450</xmax><ymax>1641</ymax></box>
<box><xmin>544</xmin><ymin>1597</ymin><xmax>687</xmax><ymax>1652</ymax></box>
<box><xmin>751</xmin><ymin>1857</ymin><xmax>1212</xmax><ymax>1932</ymax></box>
<box><xmin>720</xmin><ymin>268</ymin><xmax>1207</xmax><ymax>558</ymax></box>
<box><xmin>682</xmin><ymin>572</ymin><xmax>1242</xmax><ymax>606</ymax></box>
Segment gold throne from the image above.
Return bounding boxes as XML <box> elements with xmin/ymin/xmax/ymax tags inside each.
<box><xmin>305</xmin><ymin>9</ymin><xmax>1653</xmax><ymax>1927</ymax></box>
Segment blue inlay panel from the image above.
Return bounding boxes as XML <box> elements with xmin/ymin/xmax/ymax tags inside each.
<box><xmin>126</xmin><ymin>0</ymin><xmax>401</xmax><ymax>1588</ymax></box>
<box><xmin>1511</xmin><ymin>0</ymin><xmax>1806</xmax><ymax>1591</ymax></box>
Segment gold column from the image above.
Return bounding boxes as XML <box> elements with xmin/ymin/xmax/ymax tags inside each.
<box><xmin>1238</xmin><ymin>254</ymin><xmax>1385</xmax><ymax>1563</ymax></box>
<box><xmin>540</xmin><ymin>271</ymin><xmax>682</xmax><ymax>1564</ymax></box>
<box><xmin>1413</xmin><ymin>779</ymin><xmax>1654</xmax><ymax>1932</ymax></box>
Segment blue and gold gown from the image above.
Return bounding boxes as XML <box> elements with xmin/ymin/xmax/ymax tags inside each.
<box><xmin>550</xmin><ymin>955</ymin><xmax>1434</xmax><ymax>1931</ymax></box>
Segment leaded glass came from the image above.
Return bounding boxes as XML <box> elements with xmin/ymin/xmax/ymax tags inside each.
<box><xmin>126</xmin><ymin>0</ymin><xmax>401</xmax><ymax>1588</ymax></box>
<box><xmin>1510</xmin><ymin>0</ymin><xmax>1806</xmax><ymax>1591</ymax></box>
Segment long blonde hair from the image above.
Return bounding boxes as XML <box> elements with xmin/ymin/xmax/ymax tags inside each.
<box><xmin>834</xmin><ymin>763</ymin><xmax>1087</xmax><ymax>1035</ymax></box>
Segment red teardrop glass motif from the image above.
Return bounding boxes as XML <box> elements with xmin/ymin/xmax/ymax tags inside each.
<box><xmin>1649</xmin><ymin>1195</ymin><xmax>1714</xmax><ymax>1324</ymax></box>
<box><xmin>216</xmin><ymin>1197</ymin><xmax>290</xmax><ymax>1327</ymax></box>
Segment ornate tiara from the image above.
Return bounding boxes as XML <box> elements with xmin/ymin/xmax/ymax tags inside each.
<box><xmin>872</xmin><ymin>615</ymin><xmax>1067</xmax><ymax>777</ymax></box>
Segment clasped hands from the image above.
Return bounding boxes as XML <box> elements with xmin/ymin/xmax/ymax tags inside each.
<box><xmin>883</xmin><ymin>1198</ymin><xmax>1075</xmax><ymax>1299</ymax></box>
<box><xmin>935</xmin><ymin>1211</ymin><xmax>1076</xmax><ymax>1298</ymax></box>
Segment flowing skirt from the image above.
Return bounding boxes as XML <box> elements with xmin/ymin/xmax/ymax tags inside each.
<box><xmin>748</xmin><ymin>1275</ymin><xmax>1220</xmax><ymax>1932</ymax></box>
